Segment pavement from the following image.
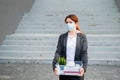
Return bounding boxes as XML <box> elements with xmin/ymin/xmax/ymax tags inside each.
<box><xmin>0</xmin><ymin>63</ymin><xmax>120</xmax><ymax>80</ymax></box>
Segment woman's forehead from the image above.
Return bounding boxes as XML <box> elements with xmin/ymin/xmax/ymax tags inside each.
<box><xmin>66</xmin><ymin>18</ymin><xmax>73</xmax><ymax>22</ymax></box>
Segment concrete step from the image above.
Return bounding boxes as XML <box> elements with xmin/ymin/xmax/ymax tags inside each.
<box><xmin>30</xmin><ymin>9</ymin><xmax>119</xmax><ymax>16</ymax></box>
<box><xmin>17</xmin><ymin>25</ymin><xmax>120</xmax><ymax>30</ymax></box>
<box><xmin>0</xmin><ymin>50</ymin><xmax>54</xmax><ymax>57</ymax></box>
<box><xmin>15</xmin><ymin>29</ymin><xmax>120</xmax><ymax>34</ymax></box>
<box><xmin>22</xmin><ymin>12</ymin><xmax>120</xmax><ymax>18</ymax></box>
<box><xmin>5</xmin><ymin>34</ymin><xmax>120</xmax><ymax>42</ymax></box>
<box><xmin>17</xmin><ymin>24</ymin><xmax>120</xmax><ymax>29</ymax></box>
<box><xmin>21</xmin><ymin>15</ymin><xmax>120</xmax><ymax>24</ymax></box>
<box><xmin>3</xmin><ymin>40</ymin><xmax>120</xmax><ymax>46</ymax></box>
<box><xmin>88</xmin><ymin>46</ymin><xmax>120</xmax><ymax>53</ymax></box>
<box><xmin>87</xmin><ymin>34</ymin><xmax>120</xmax><ymax>41</ymax></box>
<box><xmin>0</xmin><ymin>45</ymin><xmax>56</xmax><ymax>51</ymax></box>
<box><xmin>22</xmin><ymin>14</ymin><xmax>120</xmax><ymax>19</ymax></box>
<box><xmin>0</xmin><ymin>57</ymin><xmax>119</xmax><ymax>64</ymax></box>
<box><xmin>88</xmin><ymin>52</ymin><xmax>120</xmax><ymax>59</ymax></box>
<box><xmin>0</xmin><ymin>50</ymin><xmax>120</xmax><ymax>59</ymax></box>
<box><xmin>88</xmin><ymin>58</ymin><xmax>120</xmax><ymax>65</ymax></box>
<box><xmin>5</xmin><ymin>34</ymin><xmax>59</xmax><ymax>40</ymax></box>
<box><xmin>18</xmin><ymin>24</ymin><xmax>120</xmax><ymax>30</ymax></box>
<box><xmin>19</xmin><ymin>20</ymin><xmax>120</xmax><ymax>26</ymax></box>
<box><xmin>19</xmin><ymin>15</ymin><xmax>120</xmax><ymax>24</ymax></box>
<box><xmin>26</xmin><ymin>6</ymin><xmax>120</xmax><ymax>15</ymax></box>
<box><xmin>19</xmin><ymin>21</ymin><xmax>63</xmax><ymax>25</ymax></box>
<box><xmin>0</xmin><ymin>45</ymin><xmax>120</xmax><ymax>53</ymax></box>
<box><xmin>3</xmin><ymin>40</ymin><xmax>58</xmax><ymax>46</ymax></box>
<box><xmin>29</xmin><ymin>11</ymin><xmax>120</xmax><ymax>18</ymax></box>
<box><xmin>30</xmin><ymin>0</ymin><xmax>119</xmax><ymax>13</ymax></box>
<box><xmin>0</xmin><ymin>56</ymin><xmax>52</xmax><ymax>63</ymax></box>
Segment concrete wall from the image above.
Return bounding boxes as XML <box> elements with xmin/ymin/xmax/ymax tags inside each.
<box><xmin>115</xmin><ymin>0</ymin><xmax>120</xmax><ymax>11</ymax></box>
<box><xmin>0</xmin><ymin>0</ymin><xmax>34</xmax><ymax>44</ymax></box>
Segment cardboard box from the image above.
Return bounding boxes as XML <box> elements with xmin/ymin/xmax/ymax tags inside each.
<box><xmin>56</xmin><ymin>61</ymin><xmax>83</xmax><ymax>76</ymax></box>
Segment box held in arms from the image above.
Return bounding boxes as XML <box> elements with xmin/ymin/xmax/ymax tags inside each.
<box><xmin>56</xmin><ymin>61</ymin><xmax>83</xmax><ymax>76</ymax></box>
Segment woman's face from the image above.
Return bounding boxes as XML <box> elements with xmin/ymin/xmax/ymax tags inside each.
<box><xmin>66</xmin><ymin>18</ymin><xmax>74</xmax><ymax>24</ymax></box>
<box><xmin>65</xmin><ymin>18</ymin><xmax>77</xmax><ymax>28</ymax></box>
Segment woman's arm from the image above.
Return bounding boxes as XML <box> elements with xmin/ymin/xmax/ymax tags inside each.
<box><xmin>81</xmin><ymin>34</ymin><xmax>88</xmax><ymax>72</ymax></box>
<box><xmin>52</xmin><ymin>35</ymin><xmax>62</xmax><ymax>71</ymax></box>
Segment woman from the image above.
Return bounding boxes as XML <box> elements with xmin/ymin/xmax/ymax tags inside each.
<box><xmin>52</xmin><ymin>14</ymin><xmax>88</xmax><ymax>80</ymax></box>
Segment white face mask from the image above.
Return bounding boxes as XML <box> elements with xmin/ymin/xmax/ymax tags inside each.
<box><xmin>67</xmin><ymin>22</ymin><xmax>75</xmax><ymax>31</ymax></box>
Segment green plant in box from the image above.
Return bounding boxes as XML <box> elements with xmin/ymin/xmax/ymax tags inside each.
<box><xmin>58</xmin><ymin>57</ymin><xmax>66</xmax><ymax>65</ymax></box>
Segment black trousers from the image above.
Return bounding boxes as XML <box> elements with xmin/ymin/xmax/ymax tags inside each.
<box><xmin>59</xmin><ymin>75</ymin><xmax>84</xmax><ymax>80</ymax></box>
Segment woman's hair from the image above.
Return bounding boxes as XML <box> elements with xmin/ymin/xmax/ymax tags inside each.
<box><xmin>65</xmin><ymin>14</ymin><xmax>80</xmax><ymax>31</ymax></box>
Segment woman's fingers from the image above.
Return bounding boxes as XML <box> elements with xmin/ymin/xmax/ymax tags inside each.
<box><xmin>54</xmin><ymin>68</ymin><xmax>59</xmax><ymax>76</ymax></box>
<box><xmin>80</xmin><ymin>68</ymin><xmax>84</xmax><ymax>76</ymax></box>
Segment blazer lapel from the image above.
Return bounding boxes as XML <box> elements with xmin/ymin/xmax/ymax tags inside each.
<box><xmin>63</xmin><ymin>32</ymin><xmax>68</xmax><ymax>58</ymax></box>
<box><xmin>74</xmin><ymin>33</ymin><xmax>82</xmax><ymax>60</ymax></box>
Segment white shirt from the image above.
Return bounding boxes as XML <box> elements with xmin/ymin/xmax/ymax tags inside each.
<box><xmin>66</xmin><ymin>32</ymin><xmax>77</xmax><ymax>64</ymax></box>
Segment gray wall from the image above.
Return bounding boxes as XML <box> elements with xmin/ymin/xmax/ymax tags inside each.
<box><xmin>0</xmin><ymin>0</ymin><xmax>34</xmax><ymax>44</ymax></box>
<box><xmin>115</xmin><ymin>0</ymin><xmax>120</xmax><ymax>11</ymax></box>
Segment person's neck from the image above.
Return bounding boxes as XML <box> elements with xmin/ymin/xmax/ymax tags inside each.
<box><xmin>68</xmin><ymin>30</ymin><xmax>77</xmax><ymax>37</ymax></box>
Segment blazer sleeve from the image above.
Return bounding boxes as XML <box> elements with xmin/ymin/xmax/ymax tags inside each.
<box><xmin>81</xmin><ymin>34</ymin><xmax>88</xmax><ymax>72</ymax></box>
<box><xmin>52</xmin><ymin>35</ymin><xmax>62</xmax><ymax>71</ymax></box>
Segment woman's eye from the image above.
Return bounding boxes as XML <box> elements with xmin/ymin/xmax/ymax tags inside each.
<box><xmin>66</xmin><ymin>21</ymin><xmax>73</xmax><ymax>24</ymax></box>
<box><xmin>68</xmin><ymin>22</ymin><xmax>72</xmax><ymax>23</ymax></box>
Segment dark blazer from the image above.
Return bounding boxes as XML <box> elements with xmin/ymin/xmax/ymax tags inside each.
<box><xmin>52</xmin><ymin>31</ymin><xmax>88</xmax><ymax>72</ymax></box>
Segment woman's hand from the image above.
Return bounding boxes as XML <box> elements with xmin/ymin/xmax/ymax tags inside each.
<box><xmin>54</xmin><ymin>68</ymin><xmax>59</xmax><ymax>76</ymax></box>
<box><xmin>80</xmin><ymin>68</ymin><xmax>84</xmax><ymax>76</ymax></box>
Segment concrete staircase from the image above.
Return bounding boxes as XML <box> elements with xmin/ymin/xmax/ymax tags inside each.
<box><xmin>0</xmin><ymin>0</ymin><xmax>120</xmax><ymax>64</ymax></box>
